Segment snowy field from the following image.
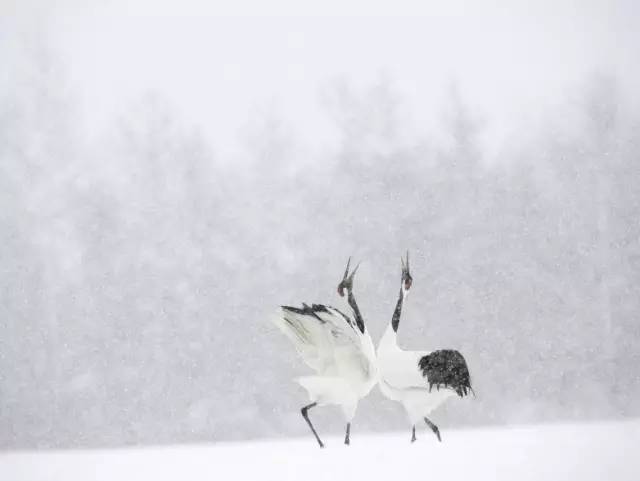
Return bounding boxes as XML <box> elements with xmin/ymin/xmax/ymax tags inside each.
<box><xmin>1</xmin><ymin>420</ymin><xmax>638</xmax><ymax>481</ymax></box>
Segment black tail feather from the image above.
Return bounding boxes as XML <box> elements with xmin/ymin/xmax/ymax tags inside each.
<box><xmin>419</xmin><ymin>350</ymin><xmax>473</xmax><ymax>398</ymax></box>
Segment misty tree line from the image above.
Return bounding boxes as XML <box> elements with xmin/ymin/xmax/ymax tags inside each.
<box><xmin>1</xmin><ymin>47</ymin><xmax>639</xmax><ymax>448</ymax></box>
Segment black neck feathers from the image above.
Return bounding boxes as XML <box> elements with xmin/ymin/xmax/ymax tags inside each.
<box><xmin>347</xmin><ymin>289</ymin><xmax>366</xmax><ymax>334</ymax></box>
<box><xmin>391</xmin><ymin>287</ymin><xmax>403</xmax><ymax>332</ymax></box>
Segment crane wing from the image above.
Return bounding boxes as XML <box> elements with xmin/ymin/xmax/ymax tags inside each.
<box><xmin>383</xmin><ymin>349</ymin><xmax>472</xmax><ymax>397</ymax></box>
<box><xmin>380</xmin><ymin>350</ymin><xmax>432</xmax><ymax>389</ymax></box>
<box><xmin>275</xmin><ymin>303</ymin><xmax>372</xmax><ymax>377</ymax></box>
<box><xmin>418</xmin><ymin>349</ymin><xmax>473</xmax><ymax>397</ymax></box>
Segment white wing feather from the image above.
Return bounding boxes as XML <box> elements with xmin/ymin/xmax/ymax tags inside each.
<box><xmin>274</xmin><ymin>304</ymin><xmax>373</xmax><ymax>380</ymax></box>
<box><xmin>379</xmin><ymin>349</ymin><xmax>431</xmax><ymax>390</ymax></box>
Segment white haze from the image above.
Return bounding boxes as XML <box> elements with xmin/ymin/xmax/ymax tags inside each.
<box><xmin>2</xmin><ymin>420</ymin><xmax>639</xmax><ymax>481</ymax></box>
<box><xmin>1</xmin><ymin>0</ymin><xmax>640</xmax><ymax>449</ymax></box>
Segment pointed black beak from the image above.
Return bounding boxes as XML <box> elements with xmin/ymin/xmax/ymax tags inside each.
<box><xmin>338</xmin><ymin>257</ymin><xmax>360</xmax><ymax>296</ymax></box>
<box><xmin>401</xmin><ymin>251</ymin><xmax>412</xmax><ymax>290</ymax></box>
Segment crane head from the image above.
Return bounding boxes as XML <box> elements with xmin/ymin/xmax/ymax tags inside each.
<box><xmin>337</xmin><ymin>256</ymin><xmax>360</xmax><ymax>297</ymax></box>
<box><xmin>401</xmin><ymin>250</ymin><xmax>412</xmax><ymax>291</ymax></box>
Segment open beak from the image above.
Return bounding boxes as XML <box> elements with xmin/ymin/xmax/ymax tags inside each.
<box><xmin>338</xmin><ymin>257</ymin><xmax>360</xmax><ymax>296</ymax></box>
<box><xmin>401</xmin><ymin>251</ymin><xmax>412</xmax><ymax>290</ymax></box>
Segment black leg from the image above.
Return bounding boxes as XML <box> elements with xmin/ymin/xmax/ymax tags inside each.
<box><xmin>301</xmin><ymin>403</ymin><xmax>324</xmax><ymax>448</ymax></box>
<box><xmin>344</xmin><ymin>422</ymin><xmax>351</xmax><ymax>445</ymax></box>
<box><xmin>424</xmin><ymin>417</ymin><xmax>441</xmax><ymax>442</ymax></box>
<box><xmin>411</xmin><ymin>425</ymin><xmax>416</xmax><ymax>443</ymax></box>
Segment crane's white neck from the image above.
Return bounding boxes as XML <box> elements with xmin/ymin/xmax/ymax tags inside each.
<box><xmin>379</xmin><ymin>322</ymin><xmax>398</xmax><ymax>352</ymax></box>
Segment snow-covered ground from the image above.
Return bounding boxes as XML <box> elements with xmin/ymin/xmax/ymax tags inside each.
<box><xmin>1</xmin><ymin>420</ymin><xmax>638</xmax><ymax>481</ymax></box>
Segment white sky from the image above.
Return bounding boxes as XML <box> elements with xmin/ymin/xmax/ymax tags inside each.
<box><xmin>5</xmin><ymin>0</ymin><xmax>640</xmax><ymax>162</ymax></box>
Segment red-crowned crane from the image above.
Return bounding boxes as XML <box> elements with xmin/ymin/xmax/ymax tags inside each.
<box><xmin>273</xmin><ymin>258</ymin><xmax>377</xmax><ymax>448</ymax></box>
<box><xmin>377</xmin><ymin>252</ymin><xmax>473</xmax><ymax>443</ymax></box>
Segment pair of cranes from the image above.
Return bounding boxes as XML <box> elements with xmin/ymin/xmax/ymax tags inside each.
<box><xmin>274</xmin><ymin>253</ymin><xmax>473</xmax><ymax>448</ymax></box>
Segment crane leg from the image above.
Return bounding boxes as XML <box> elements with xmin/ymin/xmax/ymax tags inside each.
<box><xmin>301</xmin><ymin>402</ymin><xmax>324</xmax><ymax>448</ymax></box>
<box><xmin>411</xmin><ymin>425</ymin><xmax>416</xmax><ymax>443</ymax></box>
<box><xmin>424</xmin><ymin>417</ymin><xmax>441</xmax><ymax>442</ymax></box>
<box><xmin>344</xmin><ymin>422</ymin><xmax>351</xmax><ymax>445</ymax></box>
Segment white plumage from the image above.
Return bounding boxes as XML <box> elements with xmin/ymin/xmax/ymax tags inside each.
<box><xmin>273</xmin><ymin>259</ymin><xmax>377</xmax><ymax>447</ymax></box>
<box><xmin>377</xmin><ymin>252</ymin><xmax>473</xmax><ymax>442</ymax></box>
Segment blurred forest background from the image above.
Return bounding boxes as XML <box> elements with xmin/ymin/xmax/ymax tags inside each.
<box><xmin>1</xmin><ymin>4</ymin><xmax>639</xmax><ymax>448</ymax></box>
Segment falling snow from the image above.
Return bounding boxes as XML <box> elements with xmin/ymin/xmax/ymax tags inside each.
<box><xmin>1</xmin><ymin>0</ymin><xmax>639</xmax><ymax>466</ymax></box>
